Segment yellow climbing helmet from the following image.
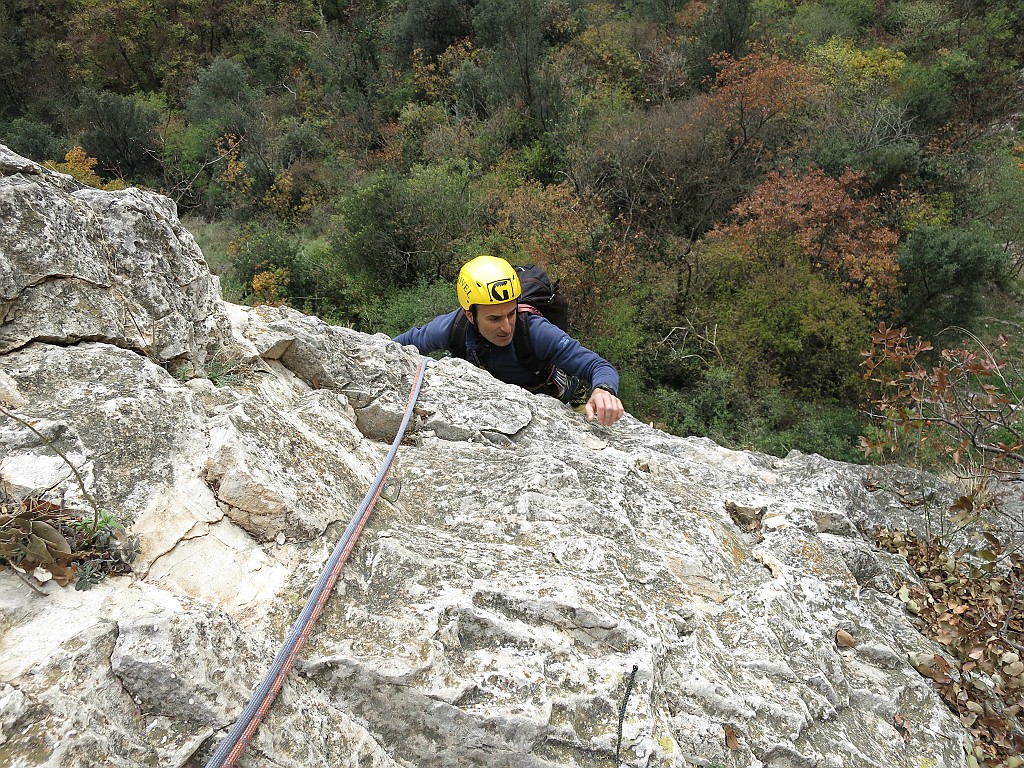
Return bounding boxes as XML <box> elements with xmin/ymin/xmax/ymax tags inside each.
<box><xmin>456</xmin><ymin>255</ymin><xmax>522</xmax><ymax>310</ymax></box>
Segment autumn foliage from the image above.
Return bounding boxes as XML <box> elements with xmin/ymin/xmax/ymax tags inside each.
<box><xmin>4</xmin><ymin>0</ymin><xmax>1022</xmax><ymax>461</ymax></box>
<box><xmin>697</xmin><ymin>52</ymin><xmax>822</xmax><ymax>158</ymax></box>
<box><xmin>44</xmin><ymin>147</ymin><xmax>127</xmax><ymax>191</ymax></box>
<box><xmin>713</xmin><ymin>165</ymin><xmax>900</xmax><ymax>306</ymax></box>
<box><xmin>861</xmin><ymin>324</ymin><xmax>1024</xmax><ymax>475</ymax></box>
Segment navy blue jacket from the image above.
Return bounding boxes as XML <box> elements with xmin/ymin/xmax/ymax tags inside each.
<box><xmin>394</xmin><ymin>309</ymin><xmax>619</xmax><ymax>395</ymax></box>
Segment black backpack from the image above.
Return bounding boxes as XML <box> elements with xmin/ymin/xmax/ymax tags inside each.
<box><xmin>447</xmin><ymin>264</ymin><xmax>569</xmax><ymax>375</ymax></box>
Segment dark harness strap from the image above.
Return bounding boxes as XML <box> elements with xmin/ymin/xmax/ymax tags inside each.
<box><xmin>447</xmin><ymin>308</ymin><xmax>550</xmax><ymax>377</ymax></box>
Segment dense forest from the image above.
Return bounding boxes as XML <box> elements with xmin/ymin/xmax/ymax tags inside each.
<box><xmin>2</xmin><ymin>0</ymin><xmax>1023</xmax><ymax>462</ymax></box>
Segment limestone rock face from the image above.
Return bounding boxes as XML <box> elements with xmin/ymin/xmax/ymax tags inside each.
<box><xmin>0</xmin><ymin>145</ymin><xmax>969</xmax><ymax>768</ymax></box>
<box><xmin>0</xmin><ymin>145</ymin><xmax>231</xmax><ymax>365</ymax></box>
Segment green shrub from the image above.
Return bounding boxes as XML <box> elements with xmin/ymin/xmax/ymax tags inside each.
<box><xmin>743</xmin><ymin>394</ymin><xmax>866</xmax><ymax>462</ymax></box>
<box><xmin>897</xmin><ymin>59</ymin><xmax>956</xmax><ymax>128</ymax></box>
<box><xmin>711</xmin><ymin>259</ymin><xmax>871</xmax><ymax>403</ymax></box>
<box><xmin>881</xmin><ymin>0</ymin><xmax>953</xmax><ymax>51</ymax></box>
<box><xmin>897</xmin><ymin>223</ymin><xmax>1009</xmax><ymax>338</ymax></box>
<box><xmin>808</xmin><ymin>131</ymin><xmax>921</xmax><ymax>188</ymax></box>
<box><xmin>360</xmin><ymin>278</ymin><xmax>455</xmax><ymax>338</ymax></box>
<box><xmin>389</xmin><ymin>0</ymin><xmax>475</xmax><ymax>61</ymax></box>
<box><xmin>185</xmin><ymin>58</ymin><xmax>259</xmax><ymax>136</ymax></box>
<box><xmin>637</xmin><ymin>367</ymin><xmax>741</xmax><ymax>440</ymax></box>
<box><xmin>226</xmin><ymin>226</ymin><xmax>361</xmax><ymax>322</ymax></box>
<box><xmin>682</xmin><ymin>0</ymin><xmax>753</xmax><ymax>85</ymax></box>
<box><xmin>513</xmin><ymin>136</ymin><xmax>570</xmax><ymax>184</ymax></box>
<box><xmin>76</xmin><ymin>89</ymin><xmax>161</xmax><ymax>181</ymax></box>
<box><xmin>330</xmin><ymin>161</ymin><xmax>477</xmax><ymax>286</ymax></box>
<box><xmin>790</xmin><ymin>2</ymin><xmax>863</xmax><ymax>44</ymax></box>
<box><xmin>1</xmin><ymin>117</ymin><xmax>67</xmax><ymax>164</ymax></box>
<box><xmin>632</xmin><ymin>369</ymin><xmax>866</xmax><ymax>462</ymax></box>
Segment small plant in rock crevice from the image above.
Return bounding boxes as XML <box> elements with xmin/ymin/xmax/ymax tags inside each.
<box><xmin>172</xmin><ymin>344</ymin><xmax>258</xmax><ymax>387</ymax></box>
<box><xmin>874</xmin><ymin>525</ymin><xmax>1024</xmax><ymax>767</ymax></box>
<box><xmin>0</xmin><ymin>493</ymin><xmax>139</xmax><ymax>590</ymax></box>
<box><xmin>0</xmin><ymin>406</ymin><xmax>139</xmax><ymax>590</ymax></box>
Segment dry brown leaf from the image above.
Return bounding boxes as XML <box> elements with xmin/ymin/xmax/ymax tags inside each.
<box><xmin>894</xmin><ymin>713</ymin><xmax>911</xmax><ymax>743</ymax></box>
<box><xmin>724</xmin><ymin>724</ymin><xmax>739</xmax><ymax>751</ymax></box>
<box><xmin>836</xmin><ymin>628</ymin><xmax>858</xmax><ymax>648</ymax></box>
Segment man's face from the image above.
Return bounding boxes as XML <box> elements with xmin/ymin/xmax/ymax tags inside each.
<box><xmin>467</xmin><ymin>300</ymin><xmax>517</xmax><ymax>346</ymax></box>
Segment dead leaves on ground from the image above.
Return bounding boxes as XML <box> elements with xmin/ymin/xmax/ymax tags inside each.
<box><xmin>875</xmin><ymin>526</ymin><xmax>1024</xmax><ymax>765</ymax></box>
<box><xmin>0</xmin><ymin>498</ymin><xmax>76</xmax><ymax>585</ymax></box>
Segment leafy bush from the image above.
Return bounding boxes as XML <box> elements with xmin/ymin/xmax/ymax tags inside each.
<box><xmin>687</xmin><ymin>236</ymin><xmax>873</xmax><ymax>403</ymax></box>
<box><xmin>714</xmin><ymin>263</ymin><xmax>869</xmax><ymax>400</ymax></box>
<box><xmin>44</xmin><ymin>147</ymin><xmax>128</xmax><ymax>190</ymax></box>
<box><xmin>571</xmin><ymin>100</ymin><xmax>719</xmax><ymax>239</ymax></box>
<box><xmin>513</xmin><ymin>136</ymin><xmax>570</xmax><ymax>184</ymax></box>
<box><xmin>473</xmin><ymin>0</ymin><xmax>555</xmax><ymax>128</ymax></box>
<box><xmin>330</xmin><ymin>161</ymin><xmax>478</xmax><ymax>286</ymax></box>
<box><xmin>185</xmin><ymin>58</ymin><xmax>260</xmax><ymax>137</ymax></box>
<box><xmin>742</xmin><ymin>394</ymin><xmax>866</xmax><ymax>461</ymax></box>
<box><xmin>361</xmin><ymin>278</ymin><xmax>455</xmax><ymax>338</ymax></box>
<box><xmin>681</xmin><ymin>0</ymin><xmax>753</xmax><ymax>85</ymax></box>
<box><xmin>882</xmin><ymin>0</ymin><xmax>955</xmax><ymax>53</ymax></box>
<box><xmin>227</xmin><ymin>226</ymin><xmax>361</xmax><ymax>322</ymax></box>
<box><xmin>633</xmin><ymin>367</ymin><xmax>741</xmax><ymax>440</ymax></box>
<box><xmin>1</xmin><ymin>117</ymin><xmax>67</xmax><ymax>163</ymax></box>
<box><xmin>897</xmin><ymin>59</ymin><xmax>956</xmax><ymax>129</ymax></box>
<box><xmin>790</xmin><ymin>2</ymin><xmax>864</xmax><ymax>45</ymax></box>
<box><xmin>631</xmin><ymin>366</ymin><xmax>866</xmax><ymax>461</ymax></box>
<box><xmin>76</xmin><ymin>89</ymin><xmax>162</xmax><ymax>180</ymax></box>
<box><xmin>897</xmin><ymin>223</ymin><xmax>1010</xmax><ymax>338</ymax></box>
<box><xmin>389</xmin><ymin>0</ymin><xmax>474</xmax><ymax>60</ymax></box>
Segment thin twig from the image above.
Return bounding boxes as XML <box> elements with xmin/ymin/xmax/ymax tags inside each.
<box><xmin>11</xmin><ymin>567</ymin><xmax>49</xmax><ymax>596</ymax></box>
<box><xmin>0</xmin><ymin>406</ymin><xmax>100</xmax><ymax>531</ymax></box>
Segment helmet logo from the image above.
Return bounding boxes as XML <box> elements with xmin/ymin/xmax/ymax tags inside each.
<box><xmin>487</xmin><ymin>278</ymin><xmax>514</xmax><ymax>302</ymax></box>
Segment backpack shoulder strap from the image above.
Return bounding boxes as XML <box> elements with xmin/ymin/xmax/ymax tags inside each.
<box><xmin>447</xmin><ymin>311</ymin><xmax>470</xmax><ymax>359</ymax></box>
<box><xmin>450</xmin><ymin>308</ymin><xmax>551</xmax><ymax>375</ymax></box>
<box><xmin>513</xmin><ymin>309</ymin><xmax>549</xmax><ymax>375</ymax></box>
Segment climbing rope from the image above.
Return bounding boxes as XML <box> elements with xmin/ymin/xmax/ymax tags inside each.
<box><xmin>615</xmin><ymin>663</ymin><xmax>639</xmax><ymax>765</ymax></box>
<box><xmin>203</xmin><ymin>360</ymin><xmax>427</xmax><ymax>768</ymax></box>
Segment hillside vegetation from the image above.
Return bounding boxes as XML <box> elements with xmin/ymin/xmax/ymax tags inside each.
<box><xmin>2</xmin><ymin>0</ymin><xmax>1023</xmax><ymax>462</ymax></box>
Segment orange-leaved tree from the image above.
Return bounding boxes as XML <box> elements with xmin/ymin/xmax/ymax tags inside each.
<box><xmin>711</xmin><ymin>164</ymin><xmax>900</xmax><ymax>308</ymax></box>
<box><xmin>695</xmin><ymin>52</ymin><xmax>823</xmax><ymax>164</ymax></box>
<box><xmin>568</xmin><ymin>52</ymin><xmax>824</xmax><ymax>245</ymax></box>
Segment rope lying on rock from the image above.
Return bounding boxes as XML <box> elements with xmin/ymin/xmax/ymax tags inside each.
<box><xmin>204</xmin><ymin>360</ymin><xmax>427</xmax><ymax>768</ymax></box>
<box><xmin>615</xmin><ymin>663</ymin><xmax>639</xmax><ymax>764</ymax></box>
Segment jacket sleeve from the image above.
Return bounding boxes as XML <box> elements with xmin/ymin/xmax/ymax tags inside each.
<box><xmin>393</xmin><ymin>309</ymin><xmax>462</xmax><ymax>354</ymax></box>
<box><xmin>525</xmin><ymin>315</ymin><xmax>620</xmax><ymax>395</ymax></box>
